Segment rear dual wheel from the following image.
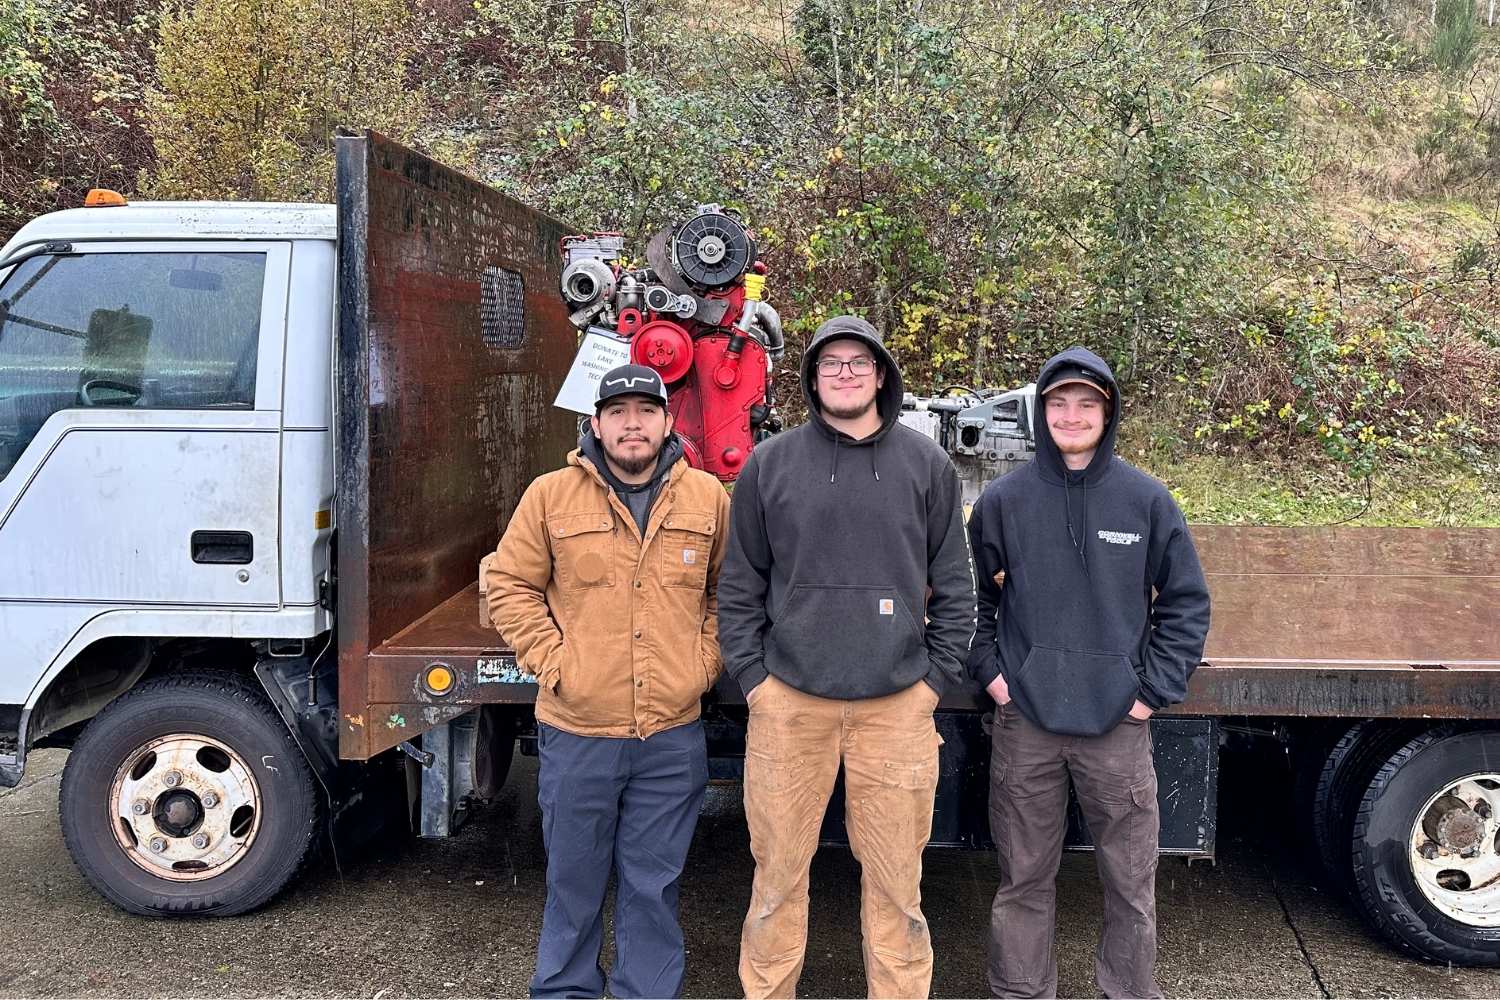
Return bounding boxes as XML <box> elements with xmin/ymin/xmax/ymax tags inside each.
<box><xmin>1350</xmin><ymin>728</ymin><xmax>1500</xmax><ymax>965</ymax></box>
<box><xmin>1310</xmin><ymin>720</ymin><xmax>1424</xmax><ymax>893</ymax></box>
<box><xmin>1311</xmin><ymin>722</ymin><xmax>1500</xmax><ymax>965</ymax></box>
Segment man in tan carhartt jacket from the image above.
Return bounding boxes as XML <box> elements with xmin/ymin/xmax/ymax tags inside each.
<box><xmin>486</xmin><ymin>364</ymin><xmax>729</xmax><ymax>1000</ymax></box>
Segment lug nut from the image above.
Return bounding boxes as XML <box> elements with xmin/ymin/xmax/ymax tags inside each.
<box><xmin>201</xmin><ymin>792</ymin><xmax>219</xmax><ymax>808</ymax></box>
<box><xmin>131</xmin><ymin>799</ymin><xmax>149</xmax><ymax>816</ymax></box>
<box><xmin>1475</xmin><ymin>800</ymin><xmax>1492</xmax><ymax>820</ymax></box>
<box><xmin>163</xmin><ymin>770</ymin><xmax>182</xmax><ymax>788</ymax></box>
<box><xmin>191</xmin><ymin>833</ymin><xmax>210</xmax><ymax>850</ymax></box>
<box><xmin>1420</xmin><ymin>841</ymin><xmax>1441</xmax><ymax>860</ymax></box>
<box><xmin>148</xmin><ymin>837</ymin><xmax>168</xmax><ymax>854</ymax></box>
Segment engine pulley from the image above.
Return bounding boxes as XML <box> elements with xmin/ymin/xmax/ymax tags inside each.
<box><xmin>631</xmin><ymin>320</ymin><xmax>695</xmax><ymax>384</ymax></box>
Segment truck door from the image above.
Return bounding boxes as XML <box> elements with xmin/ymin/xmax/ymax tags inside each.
<box><xmin>0</xmin><ymin>243</ymin><xmax>290</xmax><ymax>632</ymax></box>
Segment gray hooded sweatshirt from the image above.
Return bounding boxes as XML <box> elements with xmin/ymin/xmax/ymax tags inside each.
<box><xmin>717</xmin><ymin>316</ymin><xmax>977</xmax><ymax>699</ymax></box>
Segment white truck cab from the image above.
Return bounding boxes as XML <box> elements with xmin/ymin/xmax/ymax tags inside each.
<box><xmin>1</xmin><ymin>203</ymin><xmax>342</xmax><ymax>899</ymax></box>
<box><xmin>0</xmin><ymin>200</ymin><xmax>336</xmax><ymax>783</ymax></box>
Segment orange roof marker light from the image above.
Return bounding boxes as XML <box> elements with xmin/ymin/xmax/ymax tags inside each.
<box><xmin>83</xmin><ymin>189</ymin><xmax>128</xmax><ymax>207</ymax></box>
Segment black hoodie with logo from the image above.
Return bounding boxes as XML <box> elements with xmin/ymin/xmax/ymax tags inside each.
<box><xmin>966</xmin><ymin>346</ymin><xmax>1211</xmax><ymax>737</ymax></box>
<box><xmin>717</xmin><ymin>316</ymin><xmax>977</xmax><ymax>700</ymax></box>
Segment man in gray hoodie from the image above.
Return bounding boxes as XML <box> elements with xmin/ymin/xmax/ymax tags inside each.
<box><xmin>718</xmin><ymin>315</ymin><xmax>977</xmax><ymax>999</ymax></box>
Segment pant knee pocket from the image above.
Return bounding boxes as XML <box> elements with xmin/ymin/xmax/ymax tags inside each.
<box><xmin>745</xmin><ymin>749</ymin><xmax>805</xmax><ymax>795</ymax></box>
<box><xmin>881</xmin><ymin>754</ymin><xmax>938</xmax><ymax>791</ymax></box>
<box><xmin>1128</xmin><ymin>774</ymin><xmax>1159</xmax><ymax>877</ymax></box>
<box><xmin>881</xmin><ymin>729</ymin><xmax>942</xmax><ymax>791</ymax></box>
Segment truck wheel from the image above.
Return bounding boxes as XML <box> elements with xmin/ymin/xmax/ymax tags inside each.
<box><xmin>1350</xmin><ymin>728</ymin><xmax>1500</xmax><ymax>965</ymax></box>
<box><xmin>60</xmin><ymin>671</ymin><xmax>320</xmax><ymax>917</ymax></box>
<box><xmin>1311</xmin><ymin>720</ymin><xmax>1423</xmax><ymax>893</ymax></box>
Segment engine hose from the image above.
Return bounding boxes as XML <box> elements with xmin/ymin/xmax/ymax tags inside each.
<box><xmin>745</xmin><ymin>302</ymin><xmax>785</xmax><ymax>360</ymax></box>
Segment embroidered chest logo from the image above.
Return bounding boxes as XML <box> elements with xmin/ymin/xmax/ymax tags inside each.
<box><xmin>879</xmin><ymin>599</ymin><xmax>895</xmax><ymax>615</ymax></box>
<box><xmin>1096</xmin><ymin>530</ymin><xmax>1142</xmax><ymax>546</ymax></box>
<box><xmin>682</xmin><ymin>549</ymin><xmax>697</xmax><ymax>565</ymax></box>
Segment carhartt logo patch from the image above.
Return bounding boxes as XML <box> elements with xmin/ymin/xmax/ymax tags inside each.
<box><xmin>1097</xmin><ymin>530</ymin><xmax>1143</xmax><ymax>546</ymax></box>
<box><xmin>682</xmin><ymin>549</ymin><xmax>697</xmax><ymax>565</ymax></box>
<box><xmin>879</xmin><ymin>599</ymin><xmax>895</xmax><ymax>615</ymax></box>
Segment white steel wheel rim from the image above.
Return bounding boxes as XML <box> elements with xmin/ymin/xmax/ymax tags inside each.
<box><xmin>108</xmin><ymin>733</ymin><xmax>263</xmax><ymax>882</ymax></box>
<box><xmin>1407</xmin><ymin>772</ymin><xmax>1500</xmax><ymax>926</ymax></box>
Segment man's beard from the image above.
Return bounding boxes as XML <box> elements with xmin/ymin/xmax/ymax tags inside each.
<box><xmin>1053</xmin><ymin>432</ymin><xmax>1102</xmax><ymax>455</ymax></box>
<box><xmin>820</xmin><ymin>395</ymin><xmax>877</xmax><ymax>421</ymax></box>
<box><xmin>605</xmin><ymin>438</ymin><xmax>663</xmax><ymax>476</ymax></box>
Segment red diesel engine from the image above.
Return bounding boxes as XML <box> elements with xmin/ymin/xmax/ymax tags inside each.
<box><xmin>559</xmin><ymin>205</ymin><xmax>783</xmax><ymax>481</ymax></box>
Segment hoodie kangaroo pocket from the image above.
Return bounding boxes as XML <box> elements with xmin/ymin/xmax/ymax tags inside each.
<box><xmin>1011</xmin><ymin>645</ymin><xmax>1138</xmax><ymax>738</ymax></box>
<box><xmin>767</xmin><ymin>584</ymin><xmax>922</xmax><ymax>680</ymax></box>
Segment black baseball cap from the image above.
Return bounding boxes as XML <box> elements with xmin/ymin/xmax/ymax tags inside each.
<box><xmin>1041</xmin><ymin>363</ymin><xmax>1112</xmax><ymax>400</ymax></box>
<box><xmin>596</xmin><ymin>364</ymin><xmax>668</xmax><ymax>410</ymax></box>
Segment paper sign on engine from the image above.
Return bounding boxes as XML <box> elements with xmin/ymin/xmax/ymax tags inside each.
<box><xmin>554</xmin><ymin>326</ymin><xmax>634</xmax><ymax>415</ymax></box>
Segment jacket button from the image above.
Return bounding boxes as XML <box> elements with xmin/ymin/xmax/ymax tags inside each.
<box><xmin>633</xmin><ymin>580</ymin><xmax>642</xmax><ymax>588</ymax></box>
<box><xmin>633</xmin><ymin>630</ymin><xmax>642</xmax><ymax>639</ymax></box>
<box><xmin>636</xmin><ymin>680</ymin><xmax>643</xmax><ymax>687</ymax></box>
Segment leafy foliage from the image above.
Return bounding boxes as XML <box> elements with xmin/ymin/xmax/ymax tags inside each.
<box><xmin>145</xmin><ymin>0</ymin><xmax>422</xmax><ymax>201</ymax></box>
<box><xmin>3</xmin><ymin>0</ymin><xmax>1498</xmax><ymax>519</ymax></box>
<box><xmin>0</xmin><ymin>0</ymin><xmax>156</xmax><ymax>233</ymax></box>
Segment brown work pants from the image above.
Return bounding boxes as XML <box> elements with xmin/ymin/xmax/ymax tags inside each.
<box><xmin>739</xmin><ymin>675</ymin><xmax>942</xmax><ymax>999</ymax></box>
<box><xmin>987</xmin><ymin>703</ymin><xmax>1161</xmax><ymax>999</ymax></box>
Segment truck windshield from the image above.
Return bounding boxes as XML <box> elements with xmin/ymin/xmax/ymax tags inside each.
<box><xmin>0</xmin><ymin>250</ymin><xmax>266</xmax><ymax>482</ymax></box>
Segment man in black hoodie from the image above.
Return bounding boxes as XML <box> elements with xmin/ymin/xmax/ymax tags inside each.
<box><xmin>967</xmin><ymin>347</ymin><xmax>1211</xmax><ymax>999</ymax></box>
<box><xmin>719</xmin><ymin>316</ymin><xmax>976</xmax><ymax>999</ymax></box>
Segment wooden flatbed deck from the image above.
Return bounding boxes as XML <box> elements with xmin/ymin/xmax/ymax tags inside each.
<box><xmin>364</xmin><ymin>525</ymin><xmax>1500</xmax><ymax>720</ymax></box>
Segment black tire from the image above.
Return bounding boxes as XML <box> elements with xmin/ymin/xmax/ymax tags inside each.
<box><xmin>474</xmin><ymin>705</ymin><xmax>516</xmax><ymax>800</ymax></box>
<box><xmin>1310</xmin><ymin>720</ymin><xmax>1424</xmax><ymax>893</ymax></box>
<box><xmin>60</xmin><ymin>670</ymin><xmax>320</xmax><ymax>917</ymax></box>
<box><xmin>1350</xmin><ymin>727</ymin><xmax>1500</xmax><ymax>966</ymax></box>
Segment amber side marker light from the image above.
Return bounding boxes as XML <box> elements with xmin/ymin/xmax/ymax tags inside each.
<box><xmin>84</xmin><ymin>189</ymin><xmax>128</xmax><ymax>207</ymax></box>
<box><xmin>423</xmin><ymin>663</ymin><xmax>455</xmax><ymax>696</ymax></box>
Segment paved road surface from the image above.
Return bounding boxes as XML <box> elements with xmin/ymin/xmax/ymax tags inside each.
<box><xmin>1</xmin><ymin>745</ymin><xmax>1492</xmax><ymax>998</ymax></box>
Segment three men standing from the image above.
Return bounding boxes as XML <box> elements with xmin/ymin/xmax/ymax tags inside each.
<box><xmin>718</xmin><ymin>316</ymin><xmax>978</xmax><ymax>999</ymax></box>
<box><xmin>492</xmin><ymin>338</ymin><xmax>1210</xmax><ymax>998</ymax></box>
<box><xmin>487</xmin><ymin>364</ymin><xmax>730</xmax><ymax>999</ymax></box>
<box><xmin>967</xmin><ymin>347</ymin><xmax>1211</xmax><ymax>998</ymax></box>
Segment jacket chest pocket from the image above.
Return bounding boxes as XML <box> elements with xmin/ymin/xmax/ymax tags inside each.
<box><xmin>548</xmin><ymin>513</ymin><xmax>616</xmax><ymax>590</ymax></box>
<box><xmin>659</xmin><ymin>511</ymin><xmax>715</xmax><ymax>589</ymax></box>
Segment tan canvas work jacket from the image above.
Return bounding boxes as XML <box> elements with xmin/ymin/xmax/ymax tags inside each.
<box><xmin>485</xmin><ymin>446</ymin><xmax>730</xmax><ymax>739</ymax></box>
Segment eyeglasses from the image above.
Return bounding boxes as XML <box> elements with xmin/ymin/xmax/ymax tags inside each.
<box><xmin>816</xmin><ymin>357</ymin><xmax>876</xmax><ymax>377</ymax></box>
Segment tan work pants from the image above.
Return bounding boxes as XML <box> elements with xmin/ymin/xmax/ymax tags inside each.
<box><xmin>738</xmin><ymin>674</ymin><xmax>942</xmax><ymax>999</ymax></box>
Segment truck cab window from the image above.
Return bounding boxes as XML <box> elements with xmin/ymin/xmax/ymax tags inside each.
<box><xmin>0</xmin><ymin>250</ymin><xmax>266</xmax><ymax>481</ymax></box>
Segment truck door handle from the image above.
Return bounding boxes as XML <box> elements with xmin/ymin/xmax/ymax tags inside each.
<box><xmin>191</xmin><ymin>531</ymin><xmax>254</xmax><ymax>564</ymax></box>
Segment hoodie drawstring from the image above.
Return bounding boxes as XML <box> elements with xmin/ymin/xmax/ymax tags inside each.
<box><xmin>1065</xmin><ymin>476</ymin><xmax>1090</xmax><ymax>574</ymax></box>
<box><xmin>828</xmin><ymin>434</ymin><xmax>883</xmax><ymax>483</ymax></box>
<box><xmin>1082</xmin><ymin>479</ymin><xmax>1090</xmax><ymax>573</ymax></box>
